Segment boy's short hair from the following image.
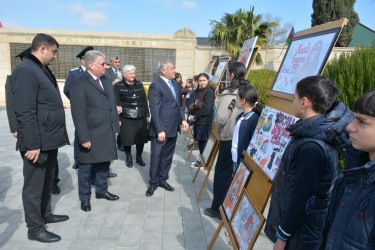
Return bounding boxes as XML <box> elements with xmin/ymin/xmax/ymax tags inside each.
<box><xmin>295</xmin><ymin>76</ymin><xmax>340</xmax><ymax>114</ymax></box>
<box><xmin>353</xmin><ymin>88</ymin><xmax>375</xmax><ymax>117</ymax></box>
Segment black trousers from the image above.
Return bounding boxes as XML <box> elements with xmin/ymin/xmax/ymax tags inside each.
<box><xmin>21</xmin><ymin>149</ymin><xmax>57</xmax><ymax>235</ymax></box>
<box><xmin>78</xmin><ymin>161</ymin><xmax>109</xmax><ymax>201</ymax></box>
<box><xmin>149</xmin><ymin>136</ymin><xmax>177</xmax><ymax>187</ymax></box>
<box><xmin>124</xmin><ymin>144</ymin><xmax>144</xmax><ymax>155</ymax></box>
<box><xmin>211</xmin><ymin>140</ymin><xmax>233</xmax><ymax>211</ymax></box>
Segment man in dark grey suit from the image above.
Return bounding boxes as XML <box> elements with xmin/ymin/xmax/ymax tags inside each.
<box><xmin>146</xmin><ymin>60</ymin><xmax>189</xmax><ymax>197</ymax></box>
<box><xmin>104</xmin><ymin>55</ymin><xmax>124</xmax><ymax>152</ymax></box>
<box><xmin>105</xmin><ymin>55</ymin><xmax>121</xmax><ymax>84</ymax></box>
<box><xmin>70</xmin><ymin>50</ymin><xmax>120</xmax><ymax>212</ymax></box>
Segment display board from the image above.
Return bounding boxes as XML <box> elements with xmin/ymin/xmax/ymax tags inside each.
<box><xmin>211</xmin><ymin>56</ymin><xmax>231</xmax><ymax>93</ymax></box>
<box><xmin>230</xmin><ymin>190</ymin><xmax>265</xmax><ymax>250</ymax></box>
<box><xmin>246</xmin><ymin>106</ymin><xmax>297</xmax><ymax>180</ymax></box>
<box><xmin>223</xmin><ymin>160</ymin><xmax>252</xmax><ymax>220</ymax></box>
<box><xmin>238</xmin><ymin>37</ymin><xmax>258</xmax><ymax>68</ymax></box>
<box><xmin>205</xmin><ymin>59</ymin><xmax>216</xmax><ymax>75</ymax></box>
<box><xmin>271</xmin><ymin>28</ymin><xmax>341</xmax><ymax>95</ymax></box>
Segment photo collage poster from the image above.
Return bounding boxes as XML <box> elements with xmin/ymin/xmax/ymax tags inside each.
<box><xmin>223</xmin><ymin>161</ymin><xmax>251</xmax><ymax>220</ymax></box>
<box><xmin>237</xmin><ymin>36</ymin><xmax>258</xmax><ymax>68</ymax></box>
<box><xmin>272</xmin><ymin>28</ymin><xmax>340</xmax><ymax>95</ymax></box>
<box><xmin>231</xmin><ymin>192</ymin><xmax>263</xmax><ymax>250</ymax></box>
<box><xmin>246</xmin><ymin>106</ymin><xmax>297</xmax><ymax>180</ymax></box>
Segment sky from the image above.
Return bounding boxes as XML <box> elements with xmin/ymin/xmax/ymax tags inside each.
<box><xmin>1</xmin><ymin>0</ymin><xmax>374</xmax><ymax>37</ymax></box>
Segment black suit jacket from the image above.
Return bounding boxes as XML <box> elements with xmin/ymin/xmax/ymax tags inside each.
<box><xmin>148</xmin><ymin>77</ymin><xmax>185</xmax><ymax>138</ymax></box>
<box><xmin>70</xmin><ymin>71</ymin><xmax>120</xmax><ymax>164</ymax></box>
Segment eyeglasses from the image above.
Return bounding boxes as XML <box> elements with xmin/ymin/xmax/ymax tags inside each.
<box><xmin>95</xmin><ymin>62</ymin><xmax>107</xmax><ymax>67</ymax></box>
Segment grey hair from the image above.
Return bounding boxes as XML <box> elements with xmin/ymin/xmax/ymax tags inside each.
<box><xmin>110</xmin><ymin>55</ymin><xmax>120</xmax><ymax>61</ymax></box>
<box><xmin>84</xmin><ymin>50</ymin><xmax>106</xmax><ymax>68</ymax></box>
<box><xmin>122</xmin><ymin>65</ymin><xmax>136</xmax><ymax>75</ymax></box>
<box><xmin>158</xmin><ymin>59</ymin><xmax>174</xmax><ymax>74</ymax></box>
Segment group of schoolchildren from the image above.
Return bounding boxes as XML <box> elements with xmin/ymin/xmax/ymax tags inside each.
<box><xmin>180</xmin><ymin>61</ymin><xmax>375</xmax><ymax>249</ymax></box>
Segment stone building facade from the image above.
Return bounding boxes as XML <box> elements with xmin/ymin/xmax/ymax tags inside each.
<box><xmin>0</xmin><ymin>27</ymin><xmax>354</xmax><ymax>107</ymax></box>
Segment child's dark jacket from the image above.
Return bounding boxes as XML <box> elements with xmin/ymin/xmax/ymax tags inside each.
<box><xmin>264</xmin><ymin>101</ymin><xmax>364</xmax><ymax>249</ymax></box>
<box><xmin>322</xmin><ymin>160</ymin><xmax>375</xmax><ymax>249</ymax></box>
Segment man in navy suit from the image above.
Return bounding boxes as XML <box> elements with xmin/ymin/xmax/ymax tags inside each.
<box><xmin>146</xmin><ymin>60</ymin><xmax>189</xmax><ymax>197</ymax></box>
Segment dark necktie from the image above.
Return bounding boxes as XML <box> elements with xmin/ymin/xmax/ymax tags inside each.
<box><xmin>96</xmin><ymin>78</ymin><xmax>104</xmax><ymax>90</ymax></box>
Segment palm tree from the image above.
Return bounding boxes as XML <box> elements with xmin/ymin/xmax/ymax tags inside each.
<box><xmin>209</xmin><ymin>6</ymin><xmax>279</xmax><ymax>63</ymax></box>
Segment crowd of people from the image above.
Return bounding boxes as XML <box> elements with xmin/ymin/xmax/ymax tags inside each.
<box><xmin>5</xmin><ymin>33</ymin><xmax>375</xmax><ymax>249</ymax></box>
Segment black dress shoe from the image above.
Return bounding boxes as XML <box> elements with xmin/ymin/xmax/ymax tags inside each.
<box><xmin>96</xmin><ymin>192</ymin><xmax>119</xmax><ymax>200</ymax></box>
<box><xmin>72</xmin><ymin>162</ymin><xmax>79</xmax><ymax>169</ymax></box>
<box><xmin>159</xmin><ymin>182</ymin><xmax>175</xmax><ymax>191</ymax></box>
<box><xmin>81</xmin><ymin>200</ymin><xmax>91</xmax><ymax>212</ymax></box>
<box><xmin>45</xmin><ymin>214</ymin><xmax>69</xmax><ymax>224</ymax></box>
<box><xmin>118</xmin><ymin>144</ymin><xmax>125</xmax><ymax>151</ymax></box>
<box><xmin>203</xmin><ymin>208</ymin><xmax>221</xmax><ymax>219</ymax></box>
<box><xmin>108</xmin><ymin>172</ymin><xmax>117</xmax><ymax>178</ymax></box>
<box><xmin>51</xmin><ymin>184</ymin><xmax>60</xmax><ymax>195</ymax></box>
<box><xmin>146</xmin><ymin>186</ymin><xmax>157</xmax><ymax>197</ymax></box>
<box><xmin>126</xmin><ymin>153</ymin><xmax>133</xmax><ymax>168</ymax></box>
<box><xmin>28</xmin><ymin>229</ymin><xmax>61</xmax><ymax>243</ymax></box>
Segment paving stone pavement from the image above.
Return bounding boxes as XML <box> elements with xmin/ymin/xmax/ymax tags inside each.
<box><xmin>0</xmin><ymin>108</ymin><xmax>273</xmax><ymax>249</ymax></box>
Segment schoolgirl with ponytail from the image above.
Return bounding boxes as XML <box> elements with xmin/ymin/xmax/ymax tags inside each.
<box><xmin>231</xmin><ymin>84</ymin><xmax>262</xmax><ymax>173</ymax></box>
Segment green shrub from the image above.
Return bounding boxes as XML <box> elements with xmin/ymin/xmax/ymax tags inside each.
<box><xmin>247</xmin><ymin>69</ymin><xmax>277</xmax><ymax>106</ymax></box>
<box><xmin>323</xmin><ymin>47</ymin><xmax>375</xmax><ymax>109</ymax></box>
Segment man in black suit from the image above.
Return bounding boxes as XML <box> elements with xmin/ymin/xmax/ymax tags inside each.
<box><xmin>11</xmin><ymin>33</ymin><xmax>70</xmax><ymax>243</ymax></box>
<box><xmin>146</xmin><ymin>60</ymin><xmax>189</xmax><ymax>197</ymax></box>
<box><xmin>70</xmin><ymin>50</ymin><xmax>120</xmax><ymax>212</ymax></box>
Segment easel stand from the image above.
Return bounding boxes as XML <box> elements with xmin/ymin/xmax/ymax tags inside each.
<box><xmin>208</xmin><ymin>152</ymin><xmax>272</xmax><ymax>249</ymax></box>
<box><xmin>192</xmin><ymin>128</ymin><xmax>220</xmax><ymax>203</ymax></box>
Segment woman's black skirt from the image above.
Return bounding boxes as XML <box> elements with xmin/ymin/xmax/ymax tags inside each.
<box><xmin>120</xmin><ymin>117</ymin><xmax>148</xmax><ymax>146</ymax></box>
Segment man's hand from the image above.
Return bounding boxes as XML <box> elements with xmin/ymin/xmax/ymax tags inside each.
<box><xmin>146</xmin><ymin>117</ymin><xmax>150</xmax><ymax>123</ymax></box>
<box><xmin>182</xmin><ymin>120</ymin><xmax>189</xmax><ymax>131</ymax></box>
<box><xmin>117</xmin><ymin>106</ymin><xmax>122</xmax><ymax>114</ymax></box>
<box><xmin>116</xmin><ymin>132</ymin><xmax>119</xmax><ymax>137</ymax></box>
<box><xmin>12</xmin><ymin>132</ymin><xmax>17</xmax><ymax>138</ymax></box>
<box><xmin>25</xmin><ymin>149</ymin><xmax>41</xmax><ymax>163</ymax></box>
<box><xmin>82</xmin><ymin>141</ymin><xmax>91</xmax><ymax>149</ymax></box>
<box><xmin>158</xmin><ymin>131</ymin><xmax>166</xmax><ymax>143</ymax></box>
<box><xmin>273</xmin><ymin>238</ymin><xmax>287</xmax><ymax>250</ymax></box>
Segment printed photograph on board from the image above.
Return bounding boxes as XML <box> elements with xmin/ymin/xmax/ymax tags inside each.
<box><xmin>271</xmin><ymin>28</ymin><xmax>340</xmax><ymax>95</ymax></box>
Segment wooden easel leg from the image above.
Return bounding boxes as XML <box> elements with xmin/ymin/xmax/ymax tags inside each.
<box><xmin>187</xmin><ymin>140</ymin><xmax>196</xmax><ymax>161</ymax></box>
<box><xmin>184</xmin><ymin>135</ymin><xmax>192</xmax><ymax>152</ymax></box>
<box><xmin>192</xmin><ymin>164</ymin><xmax>201</xmax><ymax>183</ymax></box>
<box><xmin>208</xmin><ymin>220</ymin><xmax>224</xmax><ymax>250</ymax></box>
<box><xmin>196</xmin><ymin>166</ymin><xmax>212</xmax><ymax>203</ymax></box>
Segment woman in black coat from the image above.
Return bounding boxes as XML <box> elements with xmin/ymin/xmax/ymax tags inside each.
<box><xmin>114</xmin><ymin>65</ymin><xmax>150</xmax><ymax>168</ymax></box>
